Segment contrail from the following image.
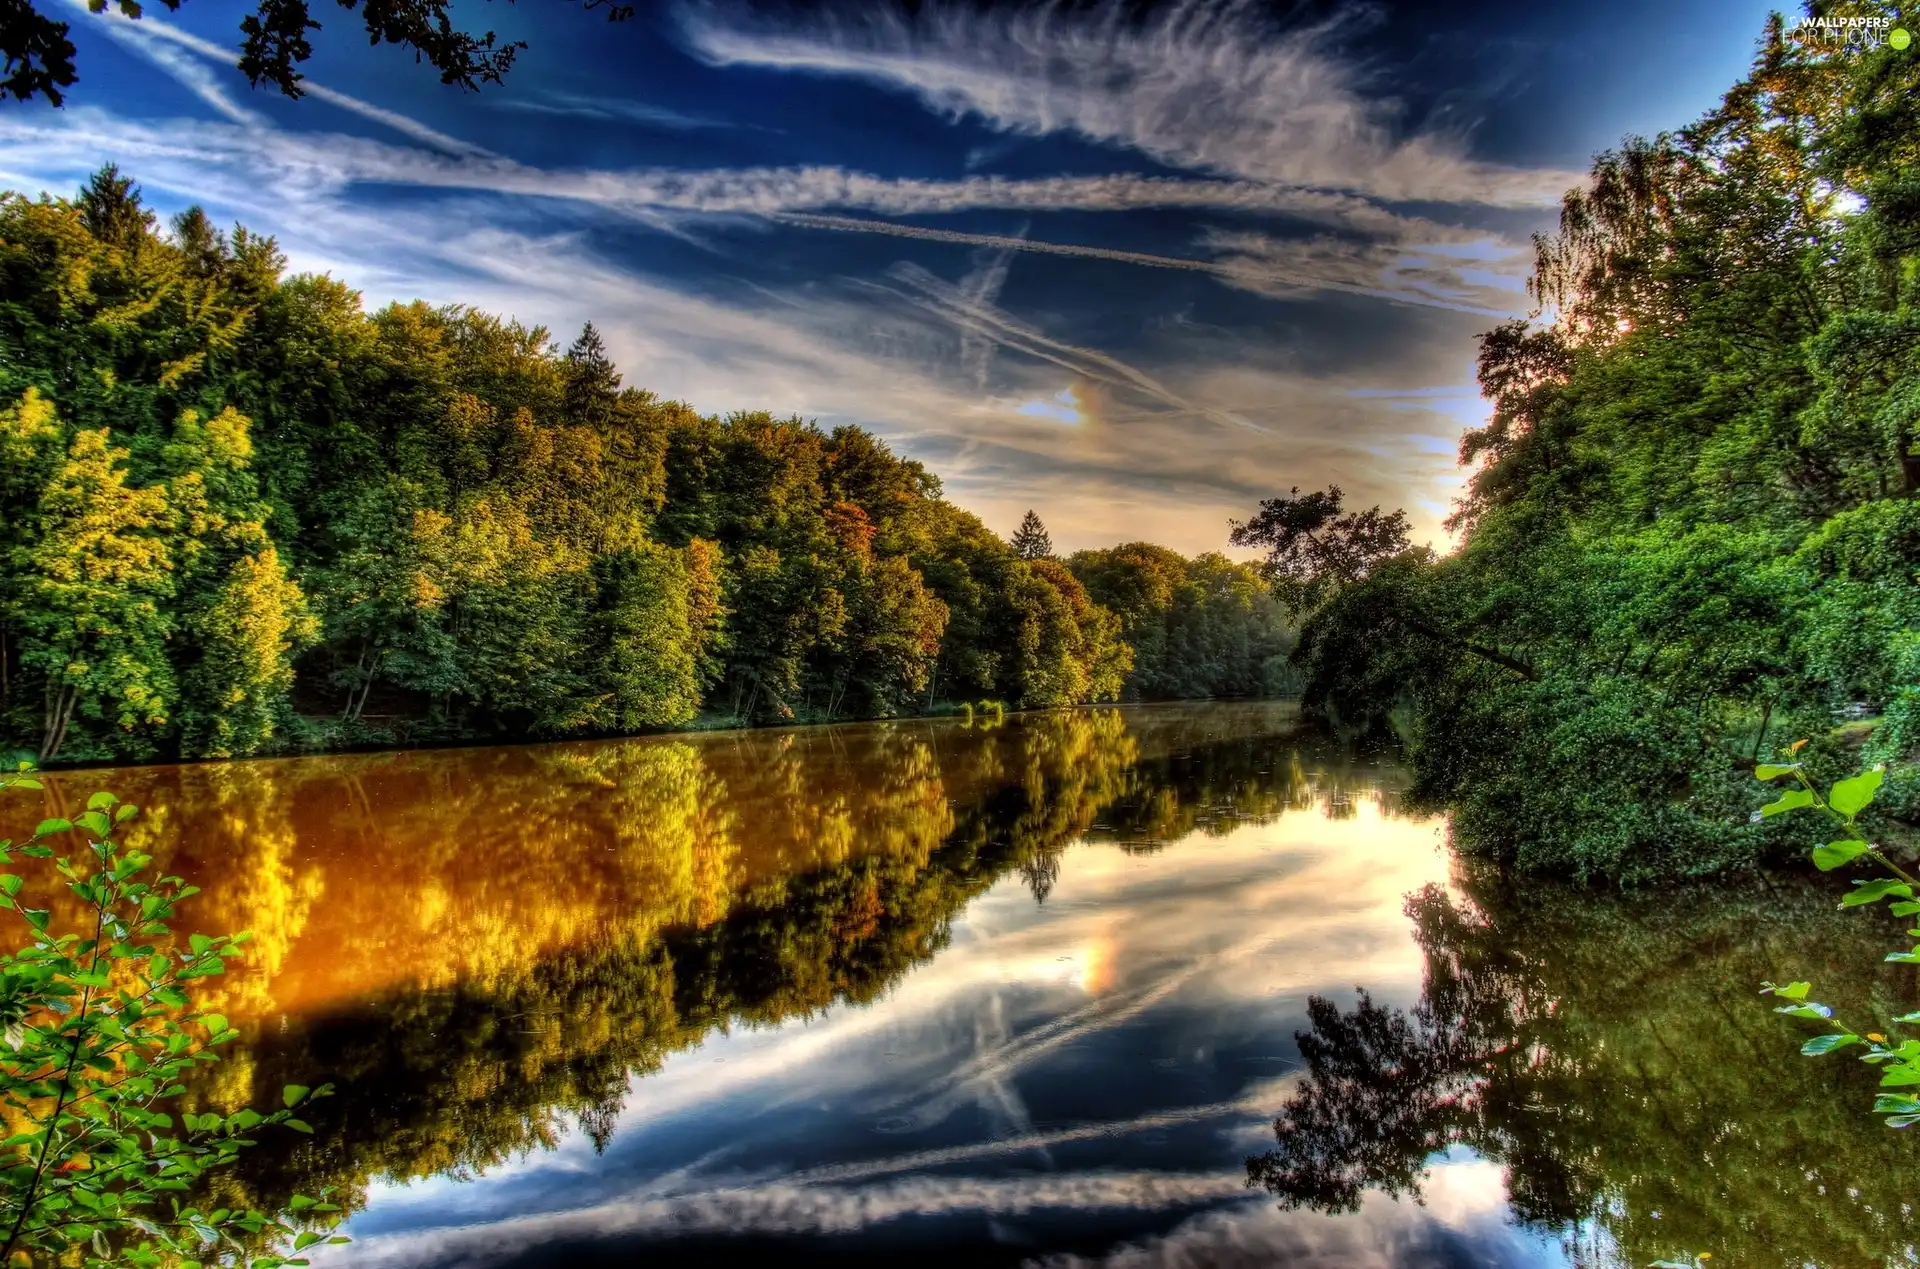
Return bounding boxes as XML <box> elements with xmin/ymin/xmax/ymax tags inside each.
<box><xmin>885</xmin><ymin>261</ymin><xmax>1269</xmax><ymax>434</ymax></box>
<box><xmin>774</xmin><ymin>212</ymin><xmax>1516</xmax><ymax>318</ymax></box>
<box><xmin>68</xmin><ymin>0</ymin><xmax>495</xmax><ymax>159</ymax></box>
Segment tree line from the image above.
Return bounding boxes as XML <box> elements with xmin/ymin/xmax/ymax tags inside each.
<box><xmin>0</xmin><ymin>169</ymin><xmax>1293</xmax><ymax>764</ymax></box>
<box><xmin>1246</xmin><ymin>6</ymin><xmax>1920</xmax><ymax>882</ymax></box>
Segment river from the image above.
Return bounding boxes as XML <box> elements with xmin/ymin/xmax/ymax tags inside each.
<box><xmin>17</xmin><ymin>702</ymin><xmax>1920</xmax><ymax>1268</ymax></box>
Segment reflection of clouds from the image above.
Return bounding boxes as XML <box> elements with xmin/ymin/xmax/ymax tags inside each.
<box><xmin>1031</xmin><ymin>1161</ymin><xmax>1561</xmax><ymax>1269</ymax></box>
<box><xmin>599</xmin><ymin>797</ymin><xmax>1443</xmax><ymax>1135</ymax></box>
<box><xmin>783</xmin><ymin>1089</ymin><xmax>1296</xmax><ymax>1188</ymax></box>
<box><xmin>322</xmin><ymin>795</ymin><xmax>1455</xmax><ymax>1266</ymax></box>
<box><xmin>325</xmin><ymin>1161</ymin><xmax>1552</xmax><ymax>1269</ymax></box>
<box><xmin>323</xmin><ymin>1172</ymin><xmax>1251</xmax><ymax>1267</ymax></box>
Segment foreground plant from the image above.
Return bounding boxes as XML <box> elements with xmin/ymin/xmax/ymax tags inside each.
<box><xmin>0</xmin><ymin>764</ymin><xmax>348</xmax><ymax>1266</ymax></box>
<box><xmin>1752</xmin><ymin>744</ymin><xmax>1920</xmax><ymax>1127</ymax></box>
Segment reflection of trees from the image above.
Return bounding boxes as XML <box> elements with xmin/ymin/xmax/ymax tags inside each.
<box><xmin>14</xmin><ymin>702</ymin><xmax>1392</xmax><ymax>1244</ymax></box>
<box><xmin>1250</xmin><ymin>863</ymin><xmax>1920</xmax><ymax>1268</ymax></box>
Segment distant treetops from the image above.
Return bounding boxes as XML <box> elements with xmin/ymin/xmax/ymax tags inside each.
<box><xmin>0</xmin><ymin>168</ymin><xmax>1295</xmax><ymax>765</ymax></box>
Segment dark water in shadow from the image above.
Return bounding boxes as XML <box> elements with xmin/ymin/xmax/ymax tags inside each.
<box><xmin>26</xmin><ymin>703</ymin><xmax>1920</xmax><ymax>1268</ymax></box>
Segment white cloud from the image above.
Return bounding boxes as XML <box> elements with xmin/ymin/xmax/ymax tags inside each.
<box><xmin>680</xmin><ymin>0</ymin><xmax>1583</xmax><ymax>208</ymax></box>
<box><xmin>0</xmin><ymin>106</ymin><xmax>1522</xmax><ymax>230</ymax></box>
<box><xmin>0</xmin><ymin>5</ymin><xmax>1522</xmax><ymax>552</ymax></box>
<box><xmin>781</xmin><ymin>213</ymin><xmax>1529</xmax><ymax>318</ymax></box>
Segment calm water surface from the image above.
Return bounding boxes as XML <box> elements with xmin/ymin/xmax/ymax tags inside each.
<box><xmin>28</xmin><ymin>703</ymin><xmax>1920</xmax><ymax>1268</ymax></box>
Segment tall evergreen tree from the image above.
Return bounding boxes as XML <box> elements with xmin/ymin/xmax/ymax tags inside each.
<box><xmin>1012</xmin><ymin>510</ymin><xmax>1052</xmax><ymax>560</ymax></box>
<box><xmin>563</xmin><ymin>321</ymin><xmax>621</xmax><ymax>431</ymax></box>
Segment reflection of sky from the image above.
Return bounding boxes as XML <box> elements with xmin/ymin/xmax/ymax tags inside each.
<box><xmin>318</xmin><ymin>798</ymin><xmax>1570</xmax><ymax>1268</ymax></box>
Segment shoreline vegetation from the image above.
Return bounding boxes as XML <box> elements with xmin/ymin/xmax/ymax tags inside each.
<box><xmin>1263</xmin><ymin>10</ymin><xmax>1920</xmax><ymax>883</ymax></box>
<box><xmin>0</xmin><ymin>170</ymin><xmax>1295</xmax><ymax>771</ymax></box>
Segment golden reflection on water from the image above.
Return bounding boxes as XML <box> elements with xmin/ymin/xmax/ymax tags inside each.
<box><xmin>8</xmin><ymin>703</ymin><xmax>1461</xmax><ymax>1265</ymax></box>
<box><xmin>20</xmin><ymin>703</ymin><xmax>1368</xmax><ymax>1024</ymax></box>
<box><xmin>10</xmin><ymin>704</ymin><xmax>1917</xmax><ymax>1269</ymax></box>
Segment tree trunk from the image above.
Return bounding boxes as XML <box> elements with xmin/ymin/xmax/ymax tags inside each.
<box><xmin>40</xmin><ymin>682</ymin><xmax>75</xmax><ymax>763</ymax></box>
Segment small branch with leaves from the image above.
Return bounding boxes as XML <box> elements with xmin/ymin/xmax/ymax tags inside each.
<box><xmin>0</xmin><ymin>762</ymin><xmax>348</xmax><ymax>1268</ymax></box>
<box><xmin>1751</xmin><ymin>742</ymin><xmax>1920</xmax><ymax>1129</ymax></box>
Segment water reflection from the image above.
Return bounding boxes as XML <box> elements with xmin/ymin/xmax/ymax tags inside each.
<box><xmin>1251</xmin><ymin>867</ymin><xmax>1920</xmax><ymax>1269</ymax></box>
<box><xmin>29</xmin><ymin>703</ymin><xmax>1446</xmax><ymax>1265</ymax></box>
<box><xmin>26</xmin><ymin>705</ymin><xmax>1903</xmax><ymax>1267</ymax></box>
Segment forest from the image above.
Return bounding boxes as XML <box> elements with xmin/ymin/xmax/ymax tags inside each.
<box><xmin>1270</xmin><ymin>12</ymin><xmax>1920</xmax><ymax>882</ymax></box>
<box><xmin>0</xmin><ymin>173</ymin><xmax>1292</xmax><ymax>765</ymax></box>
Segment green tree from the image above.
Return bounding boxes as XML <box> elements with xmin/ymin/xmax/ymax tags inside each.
<box><xmin>1068</xmin><ymin>543</ymin><xmax>1295</xmax><ymax>700</ymax></box>
<box><xmin>1011</xmin><ymin>509</ymin><xmax>1052</xmax><ymax>560</ymax></box>
<box><xmin>1257</xmin><ymin>2</ymin><xmax>1920</xmax><ymax>881</ymax></box>
<box><xmin>0</xmin><ymin>165</ymin><xmax>1188</xmax><ymax>760</ymax></box>
<box><xmin>17</xmin><ymin>428</ymin><xmax>174</xmax><ymax>764</ymax></box>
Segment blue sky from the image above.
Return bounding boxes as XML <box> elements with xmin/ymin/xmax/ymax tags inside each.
<box><xmin>0</xmin><ymin>0</ymin><xmax>1784</xmax><ymax>552</ymax></box>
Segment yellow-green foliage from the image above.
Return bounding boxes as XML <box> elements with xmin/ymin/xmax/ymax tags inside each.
<box><xmin>0</xmin><ymin>170</ymin><xmax>1211</xmax><ymax>762</ymax></box>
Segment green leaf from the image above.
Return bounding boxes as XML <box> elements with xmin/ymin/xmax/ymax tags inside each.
<box><xmin>1802</xmin><ymin>1032</ymin><xmax>1862</xmax><ymax>1055</ymax></box>
<box><xmin>33</xmin><ymin>818</ymin><xmax>71</xmax><ymax>837</ymax></box>
<box><xmin>1881</xmin><ymin>1065</ymin><xmax>1920</xmax><ymax>1087</ymax></box>
<box><xmin>1770</xmin><ymin>981</ymin><xmax>1812</xmax><ymax>1001</ymax></box>
<box><xmin>114</xmin><ymin>804</ymin><xmax>139</xmax><ymax>824</ymax></box>
<box><xmin>1893</xmin><ymin>902</ymin><xmax>1920</xmax><ymax>917</ymax></box>
<box><xmin>282</xmin><ymin>1084</ymin><xmax>310</xmax><ymax>1109</ymax></box>
<box><xmin>1830</xmin><ymin>768</ymin><xmax>1885</xmax><ymax>818</ymax></box>
<box><xmin>75</xmin><ymin>810</ymin><xmax>111</xmax><ymax>838</ymax></box>
<box><xmin>285</xmin><ymin>1118</ymin><xmax>314</xmax><ymax>1133</ymax></box>
<box><xmin>1812</xmin><ymin>839</ymin><xmax>1871</xmax><ymax>870</ymax></box>
<box><xmin>1844</xmin><ymin>879</ymin><xmax>1914</xmax><ymax>907</ymax></box>
<box><xmin>1754</xmin><ymin>763</ymin><xmax>1801</xmax><ymax>780</ymax></box>
<box><xmin>1755</xmin><ymin>789</ymin><xmax>1815</xmax><ymax>819</ymax></box>
<box><xmin>85</xmin><ymin>791</ymin><xmax>117</xmax><ymax>811</ymax></box>
<box><xmin>0</xmin><ymin>875</ymin><xmax>21</xmax><ymax>897</ymax></box>
<box><xmin>1776</xmin><ymin>1003</ymin><xmax>1834</xmax><ymax>1019</ymax></box>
